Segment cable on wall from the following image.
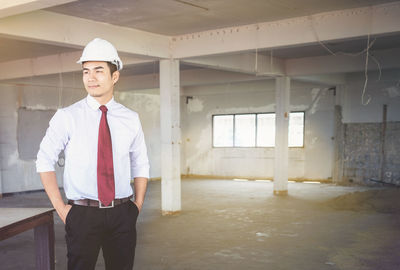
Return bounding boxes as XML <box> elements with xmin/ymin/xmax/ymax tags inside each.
<box><xmin>361</xmin><ymin>34</ymin><xmax>371</xmax><ymax>105</ymax></box>
<box><xmin>307</xmin><ymin>13</ymin><xmax>378</xmax><ymax>106</ymax></box>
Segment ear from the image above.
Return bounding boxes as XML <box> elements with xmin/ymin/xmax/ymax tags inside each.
<box><xmin>112</xmin><ymin>70</ymin><xmax>120</xmax><ymax>85</ymax></box>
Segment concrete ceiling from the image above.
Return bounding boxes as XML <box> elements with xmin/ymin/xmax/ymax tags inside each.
<box><xmin>47</xmin><ymin>0</ymin><xmax>399</xmax><ymax>35</ymax></box>
<box><xmin>269</xmin><ymin>34</ymin><xmax>400</xmax><ymax>59</ymax></box>
<box><xmin>0</xmin><ymin>37</ymin><xmax>77</xmax><ymax>62</ymax></box>
<box><xmin>0</xmin><ymin>0</ymin><xmax>399</xmax><ymax>84</ymax></box>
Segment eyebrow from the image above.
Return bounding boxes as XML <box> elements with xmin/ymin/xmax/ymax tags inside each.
<box><xmin>82</xmin><ymin>66</ymin><xmax>105</xmax><ymax>71</ymax></box>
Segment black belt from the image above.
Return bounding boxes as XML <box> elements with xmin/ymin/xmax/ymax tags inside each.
<box><xmin>68</xmin><ymin>196</ymin><xmax>132</xmax><ymax>208</ymax></box>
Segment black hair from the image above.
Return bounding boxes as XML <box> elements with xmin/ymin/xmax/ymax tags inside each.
<box><xmin>107</xmin><ymin>62</ymin><xmax>118</xmax><ymax>76</ymax></box>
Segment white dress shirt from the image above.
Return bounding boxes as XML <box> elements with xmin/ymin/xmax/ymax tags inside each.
<box><xmin>36</xmin><ymin>95</ymin><xmax>150</xmax><ymax>200</ymax></box>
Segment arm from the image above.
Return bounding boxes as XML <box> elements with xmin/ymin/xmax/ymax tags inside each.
<box><xmin>40</xmin><ymin>171</ymin><xmax>71</xmax><ymax>224</ymax></box>
<box><xmin>133</xmin><ymin>177</ymin><xmax>148</xmax><ymax>212</ymax></box>
<box><xmin>37</xmin><ymin>109</ymin><xmax>71</xmax><ymax>223</ymax></box>
<box><xmin>130</xmin><ymin>115</ymin><xmax>150</xmax><ymax>212</ymax></box>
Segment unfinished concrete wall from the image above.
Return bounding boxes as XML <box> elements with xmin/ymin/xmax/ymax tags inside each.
<box><xmin>0</xmin><ymin>73</ymin><xmax>161</xmax><ymax>193</ymax></box>
<box><xmin>342</xmin><ymin>122</ymin><xmax>400</xmax><ymax>185</ymax></box>
<box><xmin>181</xmin><ymin>79</ymin><xmax>335</xmax><ymax>180</ymax></box>
<box><xmin>337</xmin><ymin>71</ymin><xmax>400</xmax><ymax>185</ymax></box>
<box><xmin>0</xmin><ymin>83</ymin><xmax>66</xmax><ymax>193</ymax></box>
<box><xmin>115</xmin><ymin>90</ymin><xmax>161</xmax><ymax>178</ymax></box>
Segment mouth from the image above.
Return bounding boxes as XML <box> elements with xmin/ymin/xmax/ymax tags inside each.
<box><xmin>88</xmin><ymin>85</ymin><xmax>100</xmax><ymax>89</ymax></box>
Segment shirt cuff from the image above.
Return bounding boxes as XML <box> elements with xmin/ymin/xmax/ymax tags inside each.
<box><xmin>131</xmin><ymin>166</ymin><xmax>150</xmax><ymax>179</ymax></box>
<box><xmin>36</xmin><ymin>161</ymin><xmax>55</xmax><ymax>173</ymax></box>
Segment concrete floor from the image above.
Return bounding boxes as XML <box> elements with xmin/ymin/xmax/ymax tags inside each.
<box><xmin>1</xmin><ymin>179</ymin><xmax>399</xmax><ymax>270</ymax></box>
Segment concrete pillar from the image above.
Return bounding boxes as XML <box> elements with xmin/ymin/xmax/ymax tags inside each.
<box><xmin>159</xmin><ymin>59</ymin><xmax>181</xmax><ymax>214</ymax></box>
<box><xmin>274</xmin><ymin>77</ymin><xmax>290</xmax><ymax>195</ymax></box>
<box><xmin>0</xmin><ymin>156</ymin><xmax>2</xmax><ymax>198</ymax></box>
<box><xmin>332</xmin><ymin>105</ymin><xmax>344</xmax><ymax>183</ymax></box>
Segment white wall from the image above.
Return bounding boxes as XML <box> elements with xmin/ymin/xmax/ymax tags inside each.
<box><xmin>115</xmin><ymin>90</ymin><xmax>161</xmax><ymax>178</ymax></box>
<box><xmin>2</xmin><ymin>68</ymin><xmax>399</xmax><ymax>193</ymax></box>
<box><xmin>0</xmin><ymin>74</ymin><xmax>161</xmax><ymax>193</ymax></box>
<box><xmin>342</xmin><ymin>70</ymin><xmax>400</xmax><ymax>123</ymax></box>
<box><xmin>0</xmin><ymin>83</ymin><xmax>66</xmax><ymax>193</ymax></box>
<box><xmin>181</xmin><ymin>79</ymin><xmax>335</xmax><ymax>180</ymax></box>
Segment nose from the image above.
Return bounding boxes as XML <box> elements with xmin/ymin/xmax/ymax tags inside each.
<box><xmin>87</xmin><ymin>71</ymin><xmax>96</xmax><ymax>81</ymax></box>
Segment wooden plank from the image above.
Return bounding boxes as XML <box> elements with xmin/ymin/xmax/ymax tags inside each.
<box><xmin>0</xmin><ymin>209</ymin><xmax>54</xmax><ymax>241</ymax></box>
<box><xmin>34</xmin><ymin>216</ymin><xmax>55</xmax><ymax>270</ymax></box>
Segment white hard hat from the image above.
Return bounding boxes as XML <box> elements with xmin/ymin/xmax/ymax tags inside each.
<box><xmin>77</xmin><ymin>38</ymin><xmax>123</xmax><ymax>70</ymax></box>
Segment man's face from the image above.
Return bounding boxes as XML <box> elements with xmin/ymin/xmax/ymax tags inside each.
<box><xmin>82</xmin><ymin>61</ymin><xmax>119</xmax><ymax>102</ymax></box>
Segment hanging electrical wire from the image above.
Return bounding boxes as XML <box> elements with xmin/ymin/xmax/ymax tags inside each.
<box><xmin>361</xmin><ymin>34</ymin><xmax>371</xmax><ymax>105</ymax></box>
<box><xmin>308</xmin><ymin>14</ymin><xmax>378</xmax><ymax>106</ymax></box>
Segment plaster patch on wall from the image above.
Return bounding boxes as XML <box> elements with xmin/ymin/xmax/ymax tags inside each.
<box><xmin>310</xmin><ymin>88</ymin><xmax>321</xmax><ymax>100</ymax></box>
<box><xmin>308</xmin><ymin>88</ymin><xmax>323</xmax><ymax>115</ymax></box>
<box><xmin>187</xmin><ymin>97</ymin><xmax>204</xmax><ymax>113</ymax></box>
<box><xmin>25</xmin><ymin>104</ymin><xmax>57</xmax><ymax>110</ymax></box>
<box><xmin>381</xmin><ymin>86</ymin><xmax>400</xmax><ymax>98</ymax></box>
<box><xmin>310</xmin><ymin>137</ymin><xmax>319</xmax><ymax>147</ymax></box>
<box><xmin>116</xmin><ymin>92</ymin><xmax>160</xmax><ymax>113</ymax></box>
<box><xmin>7</xmin><ymin>150</ymin><xmax>19</xmax><ymax>167</ymax></box>
<box><xmin>210</xmin><ymin>105</ymin><xmax>275</xmax><ymax>116</ymax></box>
<box><xmin>292</xmin><ymin>105</ymin><xmax>309</xmax><ymax>111</ymax></box>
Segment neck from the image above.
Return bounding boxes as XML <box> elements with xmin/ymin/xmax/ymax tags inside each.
<box><xmin>93</xmin><ymin>94</ymin><xmax>113</xmax><ymax>105</ymax></box>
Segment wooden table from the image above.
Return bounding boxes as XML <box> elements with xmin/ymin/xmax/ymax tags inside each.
<box><xmin>0</xmin><ymin>208</ymin><xmax>55</xmax><ymax>270</ymax></box>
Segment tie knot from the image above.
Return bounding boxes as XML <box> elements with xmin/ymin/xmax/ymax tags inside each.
<box><xmin>99</xmin><ymin>105</ymin><xmax>108</xmax><ymax>113</ymax></box>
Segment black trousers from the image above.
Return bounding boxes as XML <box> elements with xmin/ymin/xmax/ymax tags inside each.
<box><xmin>65</xmin><ymin>201</ymin><xmax>139</xmax><ymax>270</ymax></box>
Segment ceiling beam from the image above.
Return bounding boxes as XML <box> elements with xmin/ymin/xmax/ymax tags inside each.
<box><xmin>293</xmin><ymin>74</ymin><xmax>346</xmax><ymax>86</ymax></box>
<box><xmin>171</xmin><ymin>2</ymin><xmax>400</xmax><ymax>58</ymax></box>
<box><xmin>0</xmin><ymin>0</ymin><xmax>78</xmax><ymax>19</ymax></box>
<box><xmin>117</xmin><ymin>68</ymin><xmax>268</xmax><ymax>91</ymax></box>
<box><xmin>182</xmin><ymin>52</ymin><xmax>284</xmax><ymax>76</ymax></box>
<box><xmin>0</xmin><ymin>10</ymin><xmax>170</xmax><ymax>58</ymax></box>
<box><xmin>286</xmin><ymin>47</ymin><xmax>400</xmax><ymax>76</ymax></box>
<box><xmin>0</xmin><ymin>51</ymin><xmax>153</xmax><ymax>80</ymax></box>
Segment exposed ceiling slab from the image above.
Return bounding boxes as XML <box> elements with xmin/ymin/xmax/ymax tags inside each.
<box><xmin>286</xmin><ymin>47</ymin><xmax>400</xmax><ymax>76</ymax></box>
<box><xmin>0</xmin><ymin>0</ymin><xmax>78</xmax><ymax>19</ymax></box>
<box><xmin>0</xmin><ymin>51</ymin><xmax>154</xmax><ymax>80</ymax></box>
<box><xmin>47</xmin><ymin>0</ymin><xmax>400</xmax><ymax>35</ymax></box>
<box><xmin>0</xmin><ymin>37</ymin><xmax>76</xmax><ymax>62</ymax></box>
<box><xmin>171</xmin><ymin>2</ymin><xmax>400</xmax><ymax>58</ymax></box>
<box><xmin>182</xmin><ymin>53</ymin><xmax>285</xmax><ymax>76</ymax></box>
<box><xmin>0</xmin><ymin>10</ymin><xmax>170</xmax><ymax>58</ymax></box>
<box><xmin>0</xmin><ymin>0</ymin><xmax>399</xmax><ymax>85</ymax></box>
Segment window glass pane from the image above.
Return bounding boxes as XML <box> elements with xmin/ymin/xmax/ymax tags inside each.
<box><xmin>257</xmin><ymin>114</ymin><xmax>275</xmax><ymax>147</ymax></box>
<box><xmin>289</xmin><ymin>112</ymin><xmax>304</xmax><ymax>147</ymax></box>
<box><xmin>213</xmin><ymin>115</ymin><xmax>233</xmax><ymax>147</ymax></box>
<box><xmin>234</xmin><ymin>114</ymin><xmax>256</xmax><ymax>147</ymax></box>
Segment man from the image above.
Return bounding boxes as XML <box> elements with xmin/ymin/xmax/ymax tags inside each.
<box><xmin>36</xmin><ymin>38</ymin><xmax>149</xmax><ymax>270</ymax></box>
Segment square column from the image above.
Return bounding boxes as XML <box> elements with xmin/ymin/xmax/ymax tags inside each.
<box><xmin>274</xmin><ymin>77</ymin><xmax>290</xmax><ymax>195</ymax></box>
<box><xmin>160</xmin><ymin>59</ymin><xmax>181</xmax><ymax>214</ymax></box>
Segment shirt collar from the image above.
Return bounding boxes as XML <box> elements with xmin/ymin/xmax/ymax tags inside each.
<box><xmin>86</xmin><ymin>95</ymin><xmax>116</xmax><ymax>111</ymax></box>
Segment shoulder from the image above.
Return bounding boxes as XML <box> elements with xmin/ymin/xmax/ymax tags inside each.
<box><xmin>51</xmin><ymin>98</ymin><xmax>86</xmax><ymax>126</ymax></box>
<box><xmin>62</xmin><ymin>98</ymin><xmax>86</xmax><ymax>113</ymax></box>
<box><xmin>113</xmin><ymin>101</ymin><xmax>139</xmax><ymax>120</ymax></box>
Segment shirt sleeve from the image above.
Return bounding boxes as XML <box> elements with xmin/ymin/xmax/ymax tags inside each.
<box><xmin>129</xmin><ymin>116</ymin><xmax>150</xmax><ymax>179</ymax></box>
<box><xmin>36</xmin><ymin>109</ymin><xmax>70</xmax><ymax>172</ymax></box>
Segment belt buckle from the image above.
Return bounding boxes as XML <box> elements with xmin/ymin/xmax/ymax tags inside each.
<box><xmin>99</xmin><ymin>200</ymin><xmax>114</xmax><ymax>208</ymax></box>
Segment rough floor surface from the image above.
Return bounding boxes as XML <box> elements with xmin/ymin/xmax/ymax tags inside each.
<box><xmin>1</xmin><ymin>179</ymin><xmax>399</xmax><ymax>270</ymax></box>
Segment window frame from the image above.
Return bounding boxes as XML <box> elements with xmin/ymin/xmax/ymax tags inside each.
<box><xmin>212</xmin><ymin>111</ymin><xmax>305</xmax><ymax>148</ymax></box>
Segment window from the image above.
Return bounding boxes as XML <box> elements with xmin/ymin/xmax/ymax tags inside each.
<box><xmin>235</xmin><ymin>114</ymin><xmax>256</xmax><ymax>147</ymax></box>
<box><xmin>212</xmin><ymin>112</ymin><xmax>304</xmax><ymax>148</ymax></box>
<box><xmin>257</xmin><ymin>113</ymin><xmax>275</xmax><ymax>147</ymax></box>
<box><xmin>288</xmin><ymin>112</ymin><xmax>305</xmax><ymax>147</ymax></box>
<box><xmin>213</xmin><ymin>115</ymin><xmax>233</xmax><ymax>147</ymax></box>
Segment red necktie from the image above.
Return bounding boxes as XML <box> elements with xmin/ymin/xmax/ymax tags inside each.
<box><xmin>97</xmin><ymin>105</ymin><xmax>115</xmax><ymax>206</ymax></box>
